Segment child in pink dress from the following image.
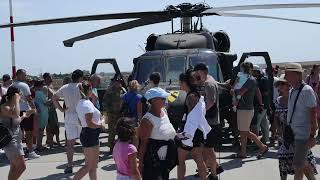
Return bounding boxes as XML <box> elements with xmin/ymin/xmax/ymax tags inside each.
<box><xmin>113</xmin><ymin>118</ymin><xmax>141</xmax><ymax>180</ymax></box>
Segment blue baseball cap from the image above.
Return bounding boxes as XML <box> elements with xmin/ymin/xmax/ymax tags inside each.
<box><xmin>144</xmin><ymin>87</ymin><xmax>170</xmax><ymax>101</ymax></box>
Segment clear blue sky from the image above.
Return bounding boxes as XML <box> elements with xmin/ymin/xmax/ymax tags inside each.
<box><xmin>1</xmin><ymin>0</ymin><xmax>320</xmax><ymax>76</ymax></box>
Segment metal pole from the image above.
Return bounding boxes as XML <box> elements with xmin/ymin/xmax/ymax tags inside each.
<box><xmin>9</xmin><ymin>0</ymin><xmax>16</xmax><ymax>78</ymax></box>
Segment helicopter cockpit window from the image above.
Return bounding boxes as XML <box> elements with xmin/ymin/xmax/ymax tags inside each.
<box><xmin>189</xmin><ymin>55</ymin><xmax>222</xmax><ymax>82</ymax></box>
<box><xmin>166</xmin><ymin>56</ymin><xmax>187</xmax><ymax>82</ymax></box>
<box><xmin>94</xmin><ymin>63</ymin><xmax>117</xmax><ymax>89</ymax></box>
<box><xmin>136</xmin><ymin>57</ymin><xmax>165</xmax><ymax>84</ymax></box>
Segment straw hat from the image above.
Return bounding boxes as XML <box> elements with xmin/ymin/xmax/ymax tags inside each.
<box><xmin>285</xmin><ymin>63</ymin><xmax>304</xmax><ymax>73</ymax></box>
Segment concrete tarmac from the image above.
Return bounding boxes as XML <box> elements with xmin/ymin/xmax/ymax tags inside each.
<box><xmin>0</xmin><ymin>111</ymin><xmax>319</xmax><ymax>180</ymax></box>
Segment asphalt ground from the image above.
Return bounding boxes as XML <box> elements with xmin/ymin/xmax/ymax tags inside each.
<box><xmin>0</xmin><ymin>111</ymin><xmax>319</xmax><ymax>180</ymax></box>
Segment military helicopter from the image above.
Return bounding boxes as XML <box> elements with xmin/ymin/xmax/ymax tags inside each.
<box><xmin>2</xmin><ymin>2</ymin><xmax>320</xmax><ymax>136</ymax></box>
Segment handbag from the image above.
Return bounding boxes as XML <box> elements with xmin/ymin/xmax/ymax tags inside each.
<box><xmin>0</xmin><ymin>119</ymin><xmax>13</xmax><ymax>149</ymax></box>
<box><xmin>283</xmin><ymin>83</ymin><xmax>305</xmax><ymax>147</ymax></box>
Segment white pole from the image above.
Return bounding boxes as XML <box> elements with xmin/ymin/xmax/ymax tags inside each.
<box><xmin>9</xmin><ymin>0</ymin><xmax>16</xmax><ymax>78</ymax></box>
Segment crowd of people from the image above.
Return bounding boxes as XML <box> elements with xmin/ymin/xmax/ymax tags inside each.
<box><xmin>0</xmin><ymin>62</ymin><xmax>319</xmax><ymax>180</ymax></box>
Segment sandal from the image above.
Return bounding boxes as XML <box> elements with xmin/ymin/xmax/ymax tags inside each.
<box><xmin>257</xmin><ymin>147</ymin><xmax>269</xmax><ymax>159</ymax></box>
<box><xmin>194</xmin><ymin>166</ymin><xmax>224</xmax><ymax>177</ymax></box>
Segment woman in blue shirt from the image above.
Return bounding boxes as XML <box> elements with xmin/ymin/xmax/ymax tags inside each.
<box><xmin>121</xmin><ymin>80</ymin><xmax>142</xmax><ymax>125</ymax></box>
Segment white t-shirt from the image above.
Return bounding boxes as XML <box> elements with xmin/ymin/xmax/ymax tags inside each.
<box><xmin>1</xmin><ymin>86</ymin><xmax>8</xmax><ymax>95</ymax></box>
<box><xmin>55</xmin><ymin>83</ymin><xmax>81</xmax><ymax>113</ymax></box>
<box><xmin>287</xmin><ymin>85</ymin><xmax>317</xmax><ymax>140</ymax></box>
<box><xmin>12</xmin><ymin>81</ymin><xmax>31</xmax><ymax>111</ymax></box>
<box><xmin>76</xmin><ymin>99</ymin><xmax>102</xmax><ymax>127</ymax></box>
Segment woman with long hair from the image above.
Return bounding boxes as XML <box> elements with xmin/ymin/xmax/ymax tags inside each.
<box><xmin>232</xmin><ymin>62</ymin><xmax>268</xmax><ymax>158</ymax></box>
<box><xmin>177</xmin><ymin>71</ymin><xmax>209</xmax><ymax>180</ymax></box>
<box><xmin>74</xmin><ymin>81</ymin><xmax>104</xmax><ymax>180</ymax></box>
<box><xmin>0</xmin><ymin>86</ymin><xmax>35</xmax><ymax>180</ymax></box>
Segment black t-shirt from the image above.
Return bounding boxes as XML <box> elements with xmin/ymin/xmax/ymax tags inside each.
<box><xmin>254</xmin><ymin>75</ymin><xmax>271</xmax><ymax>108</ymax></box>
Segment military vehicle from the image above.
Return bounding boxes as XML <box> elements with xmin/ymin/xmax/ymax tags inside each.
<box><xmin>2</xmin><ymin>2</ymin><xmax>320</xmax><ymax>138</ymax></box>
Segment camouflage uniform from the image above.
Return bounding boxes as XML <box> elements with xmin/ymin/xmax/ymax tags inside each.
<box><xmin>103</xmin><ymin>81</ymin><xmax>124</xmax><ymax>150</ymax></box>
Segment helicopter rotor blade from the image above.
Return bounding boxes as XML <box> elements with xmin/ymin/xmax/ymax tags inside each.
<box><xmin>63</xmin><ymin>16</ymin><xmax>171</xmax><ymax>47</ymax></box>
<box><xmin>217</xmin><ymin>12</ymin><xmax>320</xmax><ymax>25</ymax></box>
<box><xmin>202</xmin><ymin>3</ymin><xmax>320</xmax><ymax>14</ymax></box>
<box><xmin>0</xmin><ymin>11</ymin><xmax>169</xmax><ymax>28</ymax></box>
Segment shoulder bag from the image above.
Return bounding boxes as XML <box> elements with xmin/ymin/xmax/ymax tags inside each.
<box><xmin>283</xmin><ymin>83</ymin><xmax>304</xmax><ymax>147</ymax></box>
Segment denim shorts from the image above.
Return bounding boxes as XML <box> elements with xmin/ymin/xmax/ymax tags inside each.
<box><xmin>80</xmin><ymin>127</ymin><xmax>100</xmax><ymax>148</ymax></box>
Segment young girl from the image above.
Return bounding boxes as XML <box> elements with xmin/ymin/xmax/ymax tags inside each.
<box><xmin>113</xmin><ymin>118</ymin><xmax>141</xmax><ymax>180</ymax></box>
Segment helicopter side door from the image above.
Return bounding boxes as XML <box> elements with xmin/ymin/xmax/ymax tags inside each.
<box><xmin>91</xmin><ymin>58</ymin><xmax>124</xmax><ymax>110</ymax></box>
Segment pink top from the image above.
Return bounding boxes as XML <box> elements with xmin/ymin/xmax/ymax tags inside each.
<box><xmin>113</xmin><ymin>141</ymin><xmax>137</xmax><ymax>176</ymax></box>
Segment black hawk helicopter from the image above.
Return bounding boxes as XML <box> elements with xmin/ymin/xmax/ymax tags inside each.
<box><xmin>1</xmin><ymin>2</ymin><xmax>320</xmax><ymax>141</ymax></box>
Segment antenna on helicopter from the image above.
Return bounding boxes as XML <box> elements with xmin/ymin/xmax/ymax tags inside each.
<box><xmin>194</xmin><ymin>17</ymin><xmax>200</xmax><ymax>31</ymax></box>
<box><xmin>138</xmin><ymin>44</ymin><xmax>146</xmax><ymax>52</ymax></box>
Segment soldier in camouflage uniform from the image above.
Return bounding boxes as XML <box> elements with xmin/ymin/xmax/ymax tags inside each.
<box><xmin>103</xmin><ymin>78</ymin><xmax>125</xmax><ymax>151</ymax></box>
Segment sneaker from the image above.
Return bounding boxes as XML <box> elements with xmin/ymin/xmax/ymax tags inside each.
<box><xmin>27</xmin><ymin>151</ymin><xmax>40</xmax><ymax>159</ymax></box>
<box><xmin>64</xmin><ymin>165</ymin><xmax>73</xmax><ymax>174</ymax></box>
<box><xmin>207</xmin><ymin>174</ymin><xmax>219</xmax><ymax>180</ymax></box>
<box><xmin>0</xmin><ymin>149</ymin><xmax>5</xmax><ymax>154</ymax></box>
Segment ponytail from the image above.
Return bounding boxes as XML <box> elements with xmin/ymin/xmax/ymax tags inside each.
<box><xmin>0</xmin><ymin>86</ymin><xmax>20</xmax><ymax>105</ymax></box>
